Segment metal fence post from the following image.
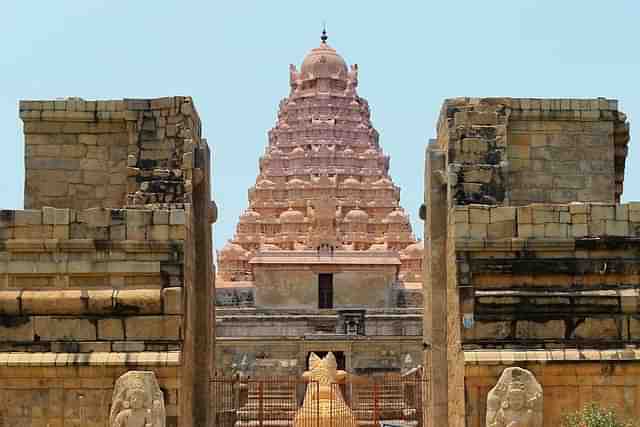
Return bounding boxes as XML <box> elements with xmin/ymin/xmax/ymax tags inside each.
<box><xmin>258</xmin><ymin>381</ymin><xmax>264</xmax><ymax>427</ymax></box>
<box><xmin>373</xmin><ymin>382</ymin><xmax>379</xmax><ymax>426</ymax></box>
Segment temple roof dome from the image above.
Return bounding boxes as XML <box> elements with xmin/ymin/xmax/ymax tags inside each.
<box><xmin>301</xmin><ymin>41</ymin><xmax>348</xmax><ymax>77</ymax></box>
<box><xmin>401</xmin><ymin>240</ymin><xmax>424</xmax><ymax>257</ymax></box>
<box><xmin>256</xmin><ymin>179</ymin><xmax>276</xmax><ymax>188</ymax></box>
<box><xmin>373</xmin><ymin>177</ymin><xmax>393</xmax><ymax>187</ymax></box>
<box><xmin>342</xmin><ymin>176</ymin><xmax>360</xmax><ymax>187</ymax></box>
<box><xmin>344</xmin><ymin>207</ymin><xmax>369</xmax><ymax>223</ymax></box>
<box><xmin>240</xmin><ymin>209</ymin><xmax>261</xmax><ymax>222</ymax></box>
<box><xmin>385</xmin><ymin>209</ymin><xmax>407</xmax><ymax>223</ymax></box>
<box><xmin>287</xmin><ymin>178</ymin><xmax>308</xmax><ymax>187</ymax></box>
<box><xmin>219</xmin><ymin>241</ymin><xmax>248</xmax><ymax>259</ymax></box>
<box><xmin>279</xmin><ymin>208</ymin><xmax>305</xmax><ymax>223</ymax></box>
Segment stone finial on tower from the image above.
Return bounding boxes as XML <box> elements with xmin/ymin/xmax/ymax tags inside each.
<box><xmin>321</xmin><ymin>24</ymin><xmax>328</xmax><ymax>44</ymax></box>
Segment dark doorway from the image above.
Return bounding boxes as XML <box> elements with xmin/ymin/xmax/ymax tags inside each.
<box><xmin>306</xmin><ymin>351</ymin><xmax>346</xmax><ymax>370</ymax></box>
<box><xmin>318</xmin><ymin>273</ymin><xmax>333</xmax><ymax>309</ymax></box>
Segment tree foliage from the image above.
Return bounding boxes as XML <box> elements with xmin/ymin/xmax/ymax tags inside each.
<box><xmin>562</xmin><ymin>403</ymin><xmax>636</xmax><ymax>427</ymax></box>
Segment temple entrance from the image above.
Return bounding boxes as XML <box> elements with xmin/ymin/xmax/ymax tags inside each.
<box><xmin>318</xmin><ymin>273</ymin><xmax>334</xmax><ymax>309</ymax></box>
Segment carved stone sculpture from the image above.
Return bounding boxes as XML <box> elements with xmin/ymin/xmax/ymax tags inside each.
<box><xmin>109</xmin><ymin>371</ymin><xmax>165</xmax><ymax>427</ymax></box>
<box><xmin>293</xmin><ymin>352</ymin><xmax>357</xmax><ymax>427</ymax></box>
<box><xmin>309</xmin><ymin>195</ymin><xmax>339</xmax><ymax>251</ymax></box>
<box><xmin>486</xmin><ymin>367</ymin><xmax>542</xmax><ymax>427</ymax></box>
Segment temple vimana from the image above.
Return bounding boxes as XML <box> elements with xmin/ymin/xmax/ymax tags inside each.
<box><xmin>0</xmin><ymin>32</ymin><xmax>638</xmax><ymax>427</ymax></box>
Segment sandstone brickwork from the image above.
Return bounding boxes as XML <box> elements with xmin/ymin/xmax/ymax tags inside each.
<box><xmin>0</xmin><ymin>352</ymin><xmax>178</xmax><ymax>427</ymax></box>
<box><xmin>438</xmin><ymin>97</ymin><xmax>629</xmax><ymax>205</ymax></box>
<box><xmin>429</xmin><ymin>97</ymin><xmax>638</xmax><ymax>427</ymax></box>
<box><xmin>20</xmin><ymin>97</ymin><xmax>202</xmax><ymax>210</ymax></box>
<box><xmin>465</xmin><ymin>350</ymin><xmax>640</xmax><ymax>427</ymax></box>
<box><xmin>0</xmin><ymin>96</ymin><xmax>214</xmax><ymax>427</ymax></box>
<box><xmin>454</xmin><ymin>202</ymin><xmax>640</xmax><ymax>345</ymax></box>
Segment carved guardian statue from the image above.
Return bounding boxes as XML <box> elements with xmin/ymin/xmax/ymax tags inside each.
<box><xmin>486</xmin><ymin>367</ymin><xmax>543</xmax><ymax>427</ymax></box>
<box><xmin>109</xmin><ymin>371</ymin><xmax>165</xmax><ymax>427</ymax></box>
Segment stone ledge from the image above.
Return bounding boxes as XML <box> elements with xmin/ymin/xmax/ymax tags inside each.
<box><xmin>0</xmin><ymin>351</ymin><xmax>180</xmax><ymax>366</ymax></box>
<box><xmin>464</xmin><ymin>348</ymin><xmax>640</xmax><ymax>364</ymax></box>
<box><xmin>442</xmin><ymin>97</ymin><xmax>621</xmax><ymax>113</ymax></box>
<box><xmin>0</xmin><ymin>208</ymin><xmax>186</xmax><ymax>243</ymax></box>
<box><xmin>456</xmin><ymin>202</ymin><xmax>640</xmax><ymax>242</ymax></box>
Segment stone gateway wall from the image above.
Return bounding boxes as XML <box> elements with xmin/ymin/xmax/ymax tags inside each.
<box><xmin>0</xmin><ymin>207</ymin><xmax>185</xmax><ymax>351</ymax></box>
<box><xmin>20</xmin><ymin>97</ymin><xmax>202</xmax><ymax>210</ymax></box>
<box><xmin>0</xmin><ymin>355</ymin><xmax>179</xmax><ymax>427</ymax></box>
<box><xmin>465</xmin><ymin>350</ymin><xmax>640</xmax><ymax>427</ymax></box>
<box><xmin>0</xmin><ymin>96</ymin><xmax>214</xmax><ymax>427</ymax></box>
<box><xmin>454</xmin><ymin>202</ymin><xmax>640</xmax><ymax>346</ymax></box>
<box><xmin>438</xmin><ymin>97</ymin><xmax>629</xmax><ymax>206</ymax></box>
<box><xmin>430</xmin><ymin>97</ymin><xmax>640</xmax><ymax>427</ymax></box>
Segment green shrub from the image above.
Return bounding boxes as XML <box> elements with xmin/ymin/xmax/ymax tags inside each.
<box><xmin>562</xmin><ymin>403</ymin><xmax>636</xmax><ymax>427</ymax></box>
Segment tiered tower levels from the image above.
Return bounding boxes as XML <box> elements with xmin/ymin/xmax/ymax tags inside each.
<box><xmin>218</xmin><ymin>37</ymin><xmax>422</xmax><ymax>283</ymax></box>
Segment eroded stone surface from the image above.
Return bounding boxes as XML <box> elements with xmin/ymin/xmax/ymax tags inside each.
<box><xmin>486</xmin><ymin>367</ymin><xmax>542</xmax><ymax>427</ymax></box>
<box><xmin>109</xmin><ymin>371</ymin><xmax>165</xmax><ymax>427</ymax></box>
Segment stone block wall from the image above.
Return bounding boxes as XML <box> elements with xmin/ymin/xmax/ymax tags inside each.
<box><xmin>0</xmin><ymin>96</ymin><xmax>215</xmax><ymax>427</ymax></box>
<box><xmin>0</xmin><ymin>354</ymin><xmax>179</xmax><ymax>427</ymax></box>
<box><xmin>20</xmin><ymin>97</ymin><xmax>202</xmax><ymax>210</ymax></box>
<box><xmin>0</xmin><ymin>207</ymin><xmax>185</xmax><ymax>352</ymax></box>
<box><xmin>253</xmin><ymin>262</ymin><xmax>397</xmax><ymax>309</ymax></box>
<box><xmin>215</xmin><ymin>308</ymin><xmax>422</xmax><ymax>338</ymax></box>
<box><xmin>438</xmin><ymin>98</ymin><xmax>629</xmax><ymax>206</ymax></box>
<box><xmin>428</xmin><ymin>97</ymin><xmax>637</xmax><ymax>427</ymax></box>
<box><xmin>465</xmin><ymin>350</ymin><xmax>640</xmax><ymax>427</ymax></box>
<box><xmin>215</xmin><ymin>281</ymin><xmax>423</xmax><ymax>308</ymax></box>
<box><xmin>215</xmin><ymin>338</ymin><xmax>422</xmax><ymax>376</ymax></box>
<box><xmin>455</xmin><ymin>202</ymin><xmax>640</xmax><ymax>240</ymax></box>
<box><xmin>451</xmin><ymin>202</ymin><xmax>640</xmax><ymax>346</ymax></box>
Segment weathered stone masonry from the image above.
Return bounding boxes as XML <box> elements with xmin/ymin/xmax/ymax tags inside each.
<box><xmin>428</xmin><ymin>97</ymin><xmax>640</xmax><ymax>427</ymax></box>
<box><xmin>439</xmin><ymin>97</ymin><xmax>629</xmax><ymax>206</ymax></box>
<box><xmin>21</xmin><ymin>96</ymin><xmax>201</xmax><ymax>210</ymax></box>
<box><xmin>0</xmin><ymin>97</ymin><xmax>215</xmax><ymax>427</ymax></box>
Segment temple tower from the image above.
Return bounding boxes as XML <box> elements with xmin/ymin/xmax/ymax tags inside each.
<box><xmin>218</xmin><ymin>33</ymin><xmax>421</xmax><ymax>284</ymax></box>
<box><xmin>215</xmin><ymin>33</ymin><xmax>424</xmax><ymax>376</ymax></box>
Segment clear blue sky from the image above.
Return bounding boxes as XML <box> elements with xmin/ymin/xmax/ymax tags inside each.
<box><xmin>1</xmin><ymin>1</ymin><xmax>639</xmax><ymax>251</ymax></box>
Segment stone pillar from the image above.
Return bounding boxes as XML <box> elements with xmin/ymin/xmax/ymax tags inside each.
<box><xmin>181</xmin><ymin>141</ymin><xmax>216</xmax><ymax>427</ymax></box>
<box><xmin>423</xmin><ymin>141</ymin><xmax>465</xmax><ymax>427</ymax></box>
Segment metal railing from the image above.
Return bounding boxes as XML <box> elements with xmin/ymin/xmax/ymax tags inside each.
<box><xmin>211</xmin><ymin>371</ymin><xmax>427</xmax><ymax>427</ymax></box>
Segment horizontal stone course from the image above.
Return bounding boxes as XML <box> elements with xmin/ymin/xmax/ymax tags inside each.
<box><xmin>0</xmin><ymin>289</ymin><xmax>175</xmax><ymax>315</ymax></box>
<box><xmin>0</xmin><ymin>207</ymin><xmax>185</xmax><ymax>242</ymax></box>
<box><xmin>456</xmin><ymin>202</ymin><xmax>640</xmax><ymax>240</ymax></box>
<box><xmin>0</xmin><ymin>351</ymin><xmax>179</xmax><ymax>366</ymax></box>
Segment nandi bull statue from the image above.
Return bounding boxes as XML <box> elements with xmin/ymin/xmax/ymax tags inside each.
<box><xmin>293</xmin><ymin>352</ymin><xmax>358</xmax><ymax>427</ymax></box>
